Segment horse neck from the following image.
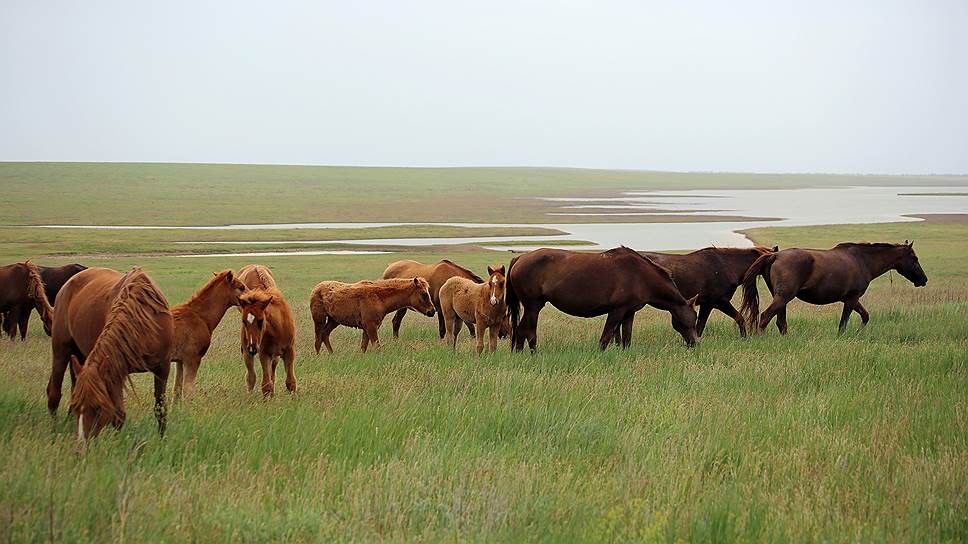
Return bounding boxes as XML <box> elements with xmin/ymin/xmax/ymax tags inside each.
<box><xmin>381</xmin><ymin>285</ymin><xmax>417</xmax><ymax>313</ymax></box>
<box><xmin>849</xmin><ymin>246</ymin><xmax>903</xmax><ymax>281</ymax></box>
<box><xmin>180</xmin><ymin>283</ymin><xmax>235</xmax><ymax>332</ymax></box>
<box><xmin>637</xmin><ymin>262</ymin><xmax>686</xmax><ymax>311</ymax></box>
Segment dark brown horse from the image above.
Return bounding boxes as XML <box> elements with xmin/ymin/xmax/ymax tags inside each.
<box><xmin>47</xmin><ymin>267</ymin><xmax>173</xmax><ymax>442</ymax></box>
<box><xmin>640</xmin><ymin>246</ymin><xmax>777</xmax><ymax>338</ymax></box>
<box><xmin>506</xmin><ymin>247</ymin><xmax>699</xmax><ymax>351</ymax></box>
<box><xmin>170</xmin><ymin>270</ymin><xmax>248</xmax><ymax>400</ymax></box>
<box><xmin>741</xmin><ymin>241</ymin><xmax>927</xmax><ymax>335</ymax></box>
<box><xmin>4</xmin><ymin>263</ymin><xmax>86</xmax><ymax>340</ymax></box>
<box><xmin>382</xmin><ymin>259</ymin><xmax>483</xmax><ymax>339</ymax></box>
<box><xmin>238</xmin><ymin>265</ymin><xmax>297</xmax><ymax>397</ymax></box>
<box><xmin>0</xmin><ymin>261</ymin><xmax>53</xmax><ymax>340</ymax></box>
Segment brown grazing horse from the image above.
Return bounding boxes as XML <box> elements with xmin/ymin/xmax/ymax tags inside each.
<box><xmin>640</xmin><ymin>246</ymin><xmax>777</xmax><ymax>338</ymax></box>
<box><xmin>382</xmin><ymin>259</ymin><xmax>483</xmax><ymax>339</ymax></box>
<box><xmin>47</xmin><ymin>267</ymin><xmax>173</xmax><ymax>442</ymax></box>
<box><xmin>506</xmin><ymin>247</ymin><xmax>699</xmax><ymax>351</ymax></box>
<box><xmin>5</xmin><ymin>263</ymin><xmax>86</xmax><ymax>340</ymax></box>
<box><xmin>741</xmin><ymin>241</ymin><xmax>928</xmax><ymax>335</ymax></box>
<box><xmin>169</xmin><ymin>270</ymin><xmax>248</xmax><ymax>400</ymax></box>
<box><xmin>238</xmin><ymin>265</ymin><xmax>297</xmax><ymax>397</ymax></box>
<box><xmin>439</xmin><ymin>265</ymin><xmax>508</xmax><ymax>354</ymax></box>
<box><xmin>0</xmin><ymin>261</ymin><xmax>53</xmax><ymax>340</ymax></box>
<box><xmin>310</xmin><ymin>277</ymin><xmax>436</xmax><ymax>354</ymax></box>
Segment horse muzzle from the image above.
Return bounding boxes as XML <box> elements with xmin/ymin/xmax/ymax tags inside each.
<box><xmin>247</xmin><ymin>345</ymin><xmax>258</xmax><ymax>356</ymax></box>
<box><xmin>424</xmin><ymin>309</ymin><xmax>436</xmax><ymax>317</ymax></box>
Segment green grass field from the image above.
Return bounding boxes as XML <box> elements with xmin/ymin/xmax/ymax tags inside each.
<box><xmin>0</xmin><ymin>164</ymin><xmax>965</xmax><ymax>542</ymax></box>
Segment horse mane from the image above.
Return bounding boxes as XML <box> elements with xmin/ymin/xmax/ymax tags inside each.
<box><xmin>22</xmin><ymin>260</ymin><xmax>53</xmax><ymax>318</ymax></box>
<box><xmin>440</xmin><ymin>259</ymin><xmax>484</xmax><ymax>283</ymax></box>
<box><xmin>240</xmin><ymin>286</ymin><xmax>282</xmax><ymax>306</ymax></box>
<box><xmin>177</xmin><ymin>270</ymin><xmax>233</xmax><ymax>310</ymax></box>
<box><xmin>255</xmin><ymin>266</ymin><xmax>274</xmax><ymax>288</ymax></box>
<box><xmin>70</xmin><ymin>268</ymin><xmax>170</xmax><ymax>418</ymax></box>
<box><xmin>611</xmin><ymin>246</ymin><xmax>677</xmax><ymax>284</ymax></box>
<box><xmin>834</xmin><ymin>242</ymin><xmax>905</xmax><ymax>250</ymax></box>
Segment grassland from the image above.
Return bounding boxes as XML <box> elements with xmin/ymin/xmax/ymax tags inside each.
<box><xmin>0</xmin><ymin>224</ymin><xmax>964</xmax><ymax>542</ymax></box>
<box><xmin>0</xmin><ymin>164</ymin><xmax>965</xmax><ymax>542</ymax></box>
<box><xmin>2</xmin><ymin>162</ymin><xmax>965</xmax><ymax>225</ymax></box>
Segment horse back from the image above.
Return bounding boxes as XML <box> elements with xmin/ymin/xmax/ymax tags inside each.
<box><xmin>53</xmin><ymin>267</ymin><xmax>124</xmax><ymax>356</ymax></box>
<box><xmin>238</xmin><ymin>264</ymin><xmax>276</xmax><ymax>290</ymax></box>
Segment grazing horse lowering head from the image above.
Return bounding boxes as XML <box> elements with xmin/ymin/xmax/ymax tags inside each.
<box><xmin>896</xmin><ymin>241</ymin><xmax>928</xmax><ymax>287</ymax></box>
<box><xmin>69</xmin><ymin>355</ymin><xmax>124</xmax><ymax>441</ymax></box>
<box><xmin>239</xmin><ymin>291</ymin><xmax>273</xmax><ymax>356</ymax></box>
<box><xmin>408</xmin><ymin>277</ymin><xmax>436</xmax><ymax>317</ymax></box>
<box><xmin>486</xmin><ymin>265</ymin><xmax>506</xmax><ymax>307</ymax></box>
<box><xmin>671</xmin><ymin>294</ymin><xmax>700</xmax><ymax>347</ymax></box>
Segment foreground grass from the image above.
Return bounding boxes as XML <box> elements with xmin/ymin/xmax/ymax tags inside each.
<box><xmin>0</xmin><ymin>219</ymin><xmax>965</xmax><ymax>542</ymax></box>
<box><xmin>2</xmin><ymin>162</ymin><xmax>964</xmax><ymax>225</ymax></box>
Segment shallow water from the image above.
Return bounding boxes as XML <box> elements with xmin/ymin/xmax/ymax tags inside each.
<box><xmin>27</xmin><ymin>186</ymin><xmax>968</xmax><ymax>254</ymax></box>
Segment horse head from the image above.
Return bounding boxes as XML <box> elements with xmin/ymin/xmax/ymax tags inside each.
<box><xmin>671</xmin><ymin>294</ymin><xmax>700</xmax><ymax>347</ymax></box>
<box><xmin>486</xmin><ymin>265</ymin><xmax>506</xmax><ymax>307</ymax></box>
<box><xmin>239</xmin><ymin>291</ymin><xmax>274</xmax><ymax>355</ymax></box>
<box><xmin>408</xmin><ymin>278</ymin><xmax>436</xmax><ymax>317</ymax></box>
<box><xmin>896</xmin><ymin>240</ymin><xmax>928</xmax><ymax>287</ymax></box>
<box><xmin>69</xmin><ymin>355</ymin><xmax>124</xmax><ymax>444</ymax></box>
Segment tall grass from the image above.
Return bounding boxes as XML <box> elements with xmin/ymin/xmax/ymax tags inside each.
<box><xmin>0</xmin><ymin>223</ymin><xmax>965</xmax><ymax>542</ymax></box>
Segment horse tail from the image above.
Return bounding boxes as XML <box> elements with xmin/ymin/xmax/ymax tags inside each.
<box><xmin>740</xmin><ymin>252</ymin><xmax>776</xmax><ymax>330</ymax></box>
<box><xmin>23</xmin><ymin>260</ymin><xmax>53</xmax><ymax>335</ymax></box>
<box><xmin>505</xmin><ymin>256</ymin><xmax>521</xmax><ymax>347</ymax></box>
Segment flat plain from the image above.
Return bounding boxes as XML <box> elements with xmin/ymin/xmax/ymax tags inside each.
<box><xmin>0</xmin><ymin>163</ymin><xmax>965</xmax><ymax>542</ymax></box>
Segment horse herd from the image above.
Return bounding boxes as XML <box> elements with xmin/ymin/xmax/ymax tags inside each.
<box><xmin>0</xmin><ymin>240</ymin><xmax>927</xmax><ymax>443</ymax></box>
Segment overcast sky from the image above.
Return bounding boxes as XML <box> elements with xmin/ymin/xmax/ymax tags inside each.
<box><xmin>1</xmin><ymin>1</ymin><xmax>966</xmax><ymax>174</ymax></box>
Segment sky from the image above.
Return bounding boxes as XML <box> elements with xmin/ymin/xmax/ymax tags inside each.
<box><xmin>1</xmin><ymin>1</ymin><xmax>966</xmax><ymax>174</ymax></box>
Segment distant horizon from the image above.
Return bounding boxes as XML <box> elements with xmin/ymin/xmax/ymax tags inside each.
<box><xmin>1</xmin><ymin>160</ymin><xmax>966</xmax><ymax>178</ymax></box>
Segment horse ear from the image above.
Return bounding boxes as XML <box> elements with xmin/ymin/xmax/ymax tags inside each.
<box><xmin>498</xmin><ymin>265</ymin><xmax>505</xmax><ymax>275</ymax></box>
<box><xmin>263</xmin><ymin>296</ymin><xmax>274</xmax><ymax>307</ymax></box>
<box><xmin>70</xmin><ymin>355</ymin><xmax>83</xmax><ymax>377</ymax></box>
<box><xmin>686</xmin><ymin>294</ymin><xmax>699</xmax><ymax>308</ymax></box>
<box><xmin>225</xmin><ymin>270</ymin><xmax>234</xmax><ymax>283</ymax></box>
<box><xmin>903</xmin><ymin>239</ymin><xmax>909</xmax><ymax>245</ymax></box>
<box><xmin>772</xmin><ymin>245</ymin><xmax>779</xmax><ymax>252</ymax></box>
<box><xmin>413</xmin><ymin>277</ymin><xmax>420</xmax><ymax>287</ymax></box>
<box><xmin>908</xmin><ymin>240</ymin><xmax>914</xmax><ymax>248</ymax></box>
<box><xmin>487</xmin><ymin>265</ymin><xmax>496</xmax><ymax>275</ymax></box>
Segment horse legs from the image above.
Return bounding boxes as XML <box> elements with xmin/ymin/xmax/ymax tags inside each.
<box><xmin>599</xmin><ymin>310</ymin><xmax>625</xmax><ymax>351</ymax></box>
<box><xmin>436</xmin><ymin>305</ymin><xmax>447</xmax><ymax>339</ymax></box>
<box><xmin>475</xmin><ymin>316</ymin><xmax>486</xmax><ymax>355</ymax></box>
<box><xmin>282</xmin><ymin>348</ymin><xmax>297</xmax><ymax>393</ymax></box>
<box><xmin>391</xmin><ymin>308</ymin><xmax>407</xmax><ymax>339</ymax></box>
<box><xmin>854</xmin><ymin>301</ymin><xmax>870</xmax><ymax>327</ymax></box>
<box><xmin>488</xmin><ymin>324</ymin><xmax>499</xmax><ymax>353</ymax></box>
<box><xmin>619</xmin><ymin>313</ymin><xmax>635</xmax><ymax>349</ymax></box>
<box><xmin>365</xmin><ymin>323</ymin><xmax>381</xmax><ymax>351</ymax></box>
<box><xmin>153</xmin><ymin>363</ymin><xmax>170</xmax><ymax>437</ymax></box>
<box><xmin>775</xmin><ymin>307</ymin><xmax>788</xmax><ymax>335</ymax></box>
<box><xmin>838</xmin><ymin>303</ymin><xmax>853</xmax><ymax>334</ymax></box>
<box><xmin>447</xmin><ymin>314</ymin><xmax>463</xmax><ymax>350</ymax></box>
<box><xmin>757</xmin><ymin>295</ymin><xmax>790</xmax><ymax>334</ymax></box>
<box><xmin>515</xmin><ymin>303</ymin><xmax>542</xmax><ymax>352</ymax></box>
<box><xmin>243</xmin><ymin>351</ymin><xmax>257</xmax><ymax>393</ymax></box>
<box><xmin>47</xmin><ymin>341</ymin><xmax>73</xmax><ymax>415</ymax></box>
<box><xmin>181</xmin><ymin>359</ymin><xmax>200</xmax><ymax>399</ymax></box>
<box><xmin>466</xmin><ymin>320</ymin><xmax>477</xmax><ymax>337</ymax></box>
<box><xmin>716</xmin><ymin>301</ymin><xmax>747</xmax><ymax>338</ymax></box>
<box><xmin>319</xmin><ymin>319</ymin><xmax>338</xmax><ymax>354</ymax></box>
<box><xmin>17</xmin><ymin>304</ymin><xmax>30</xmax><ymax>341</ymax></box>
<box><xmin>695</xmin><ymin>304</ymin><xmax>713</xmax><ymax>337</ymax></box>
<box><xmin>173</xmin><ymin>360</ymin><xmax>185</xmax><ymax>401</ymax></box>
<box><xmin>259</xmin><ymin>353</ymin><xmax>274</xmax><ymax>398</ymax></box>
